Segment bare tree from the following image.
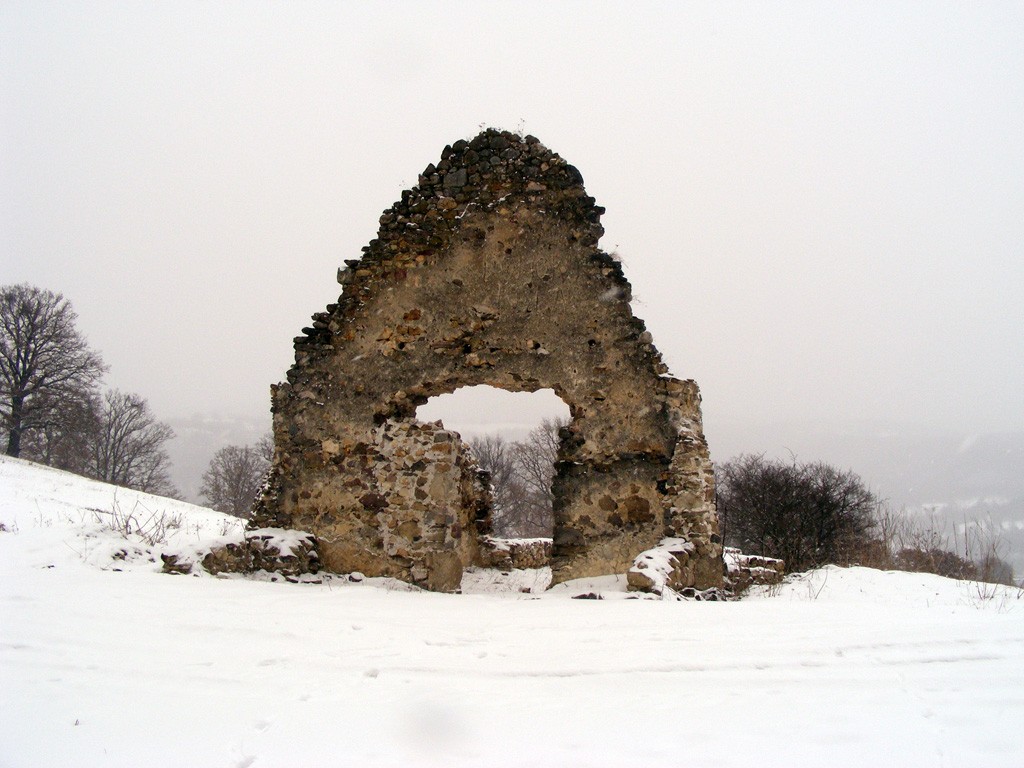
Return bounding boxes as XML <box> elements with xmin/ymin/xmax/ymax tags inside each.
<box><xmin>19</xmin><ymin>389</ymin><xmax>100</xmax><ymax>475</ymax></box>
<box><xmin>469</xmin><ymin>434</ymin><xmax>524</xmax><ymax>536</ymax></box>
<box><xmin>201</xmin><ymin>442</ymin><xmax>270</xmax><ymax>518</ymax></box>
<box><xmin>1</xmin><ymin>284</ymin><xmax>106</xmax><ymax>457</ymax></box>
<box><xmin>509</xmin><ymin>417</ymin><xmax>566</xmax><ymax>537</ymax></box>
<box><xmin>257</xmin><ymin>432</ymin><xmax>274</xmax><ymax>463</ymax></box>
<box><xmin>469</xmin><ymin>417</ymin><xmax>567</xmax><ymax>538</ymax></box>
<box><xmin>89</xmin><ymin>389</ymin><xmax>178</xmax><ymax>496</ymax></box>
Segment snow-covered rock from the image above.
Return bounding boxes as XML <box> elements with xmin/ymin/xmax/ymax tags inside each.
<box><xmin>163</xmin><ymin>527</ymin><xmax>320</xmax><ymax>579</ymax></box>
<box><xmin>724</xmin><ymin>546</ymin><xmax>785</xmax><ymax>593</ymax></box>
<box><xmin>626</xmin><ymin>537</ymin><xmax>696</xmax><ymax>595</ymax></box>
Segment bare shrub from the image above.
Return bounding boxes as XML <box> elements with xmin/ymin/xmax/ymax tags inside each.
<box><xmin>871</xmin><ymin>506</ymin><xmax>1016</xmax><ymax>586</ymax></box>
<box><xmin>895</xmin><ymin>546</ymin><xmax>977</xmax><ymax>579</ymax></box>
<box><xmin>716</xmin><ymin>454</ymin><xmax>879</xmax><ymax>573</ymax></box>
<box><xmin>96</xmin><ymin>492</ymin><xmax>182</xmax><ymax>547</ymax></box>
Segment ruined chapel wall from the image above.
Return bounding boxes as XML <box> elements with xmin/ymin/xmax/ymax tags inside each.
<box><xmin>253</xmin><ymin>129</ymin><xmax>722</xmax><ymax>589</ymax></box>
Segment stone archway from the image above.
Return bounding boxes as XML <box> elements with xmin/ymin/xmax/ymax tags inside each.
<box><xmin>251</xmin><ymin>129</ymin><xmax>721</xmax><ymax>591</ymax></box>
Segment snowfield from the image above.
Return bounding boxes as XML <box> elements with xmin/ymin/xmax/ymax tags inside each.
<box><xmin>2</xmin><ymin>456</ymin><xmax>1023</xmax><ymax>767</ymax></box>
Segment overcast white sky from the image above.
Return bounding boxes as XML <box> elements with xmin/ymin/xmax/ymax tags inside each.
<box><xmin>3</xmin><ymin>2</ymin><xmax>1023</xmax><ymax>447</ymax></box>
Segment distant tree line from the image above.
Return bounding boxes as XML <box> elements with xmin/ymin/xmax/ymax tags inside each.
<box><xmin>1</xmin><ymin>283</ymin><xmax>178</xmax><ymax>496</ymax></box>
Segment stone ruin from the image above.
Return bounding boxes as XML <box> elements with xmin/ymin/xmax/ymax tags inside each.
<box><xmin>250</xmin><ymin>129</ymin><xmax>723</xmax><ymax>592</ymax></box>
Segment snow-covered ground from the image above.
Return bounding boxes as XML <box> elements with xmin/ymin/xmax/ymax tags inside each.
<box><xmin>2</xmin><ymin>456</ymin><xmax>1023</xmax><ymax>767</ymax></box>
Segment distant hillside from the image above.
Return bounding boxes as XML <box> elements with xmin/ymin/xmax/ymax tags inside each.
<box><xmin>709</xmin><ymin>421</ymin><xmax>1024</xmax><ymax>506</ymax></box>
<box><xmin>165</xmin><ymin>414</ymin><xmax>270</xmax><ymax>502</ymax></box>
<box><xmin>710</xmin><ymin>420</ymin><xmax>1024</xmax><ymax>574</ymax></box>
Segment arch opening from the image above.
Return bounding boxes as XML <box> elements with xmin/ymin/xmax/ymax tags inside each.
<box><xmin>416</xmin><ymin>385</ymin><xmax>570</xmax><ymax>539</ymax></box>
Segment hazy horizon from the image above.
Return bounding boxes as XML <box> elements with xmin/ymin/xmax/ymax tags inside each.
<box><xmin>4</xmin><ymin>3</ymin><xmax>1022</xmax><ymax>470</ymax></box>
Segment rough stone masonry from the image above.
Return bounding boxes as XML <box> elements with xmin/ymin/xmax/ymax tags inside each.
<box><xmin>250</xmin><ymin>129</ymin><xmax>723</xmax><ymax>592</ymax></box>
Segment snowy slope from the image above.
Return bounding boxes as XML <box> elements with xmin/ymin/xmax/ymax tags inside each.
<box><xmin>2</xmin><ymin>456</ymin><xmax>1023</xmax><ymax>768</ymax></box>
